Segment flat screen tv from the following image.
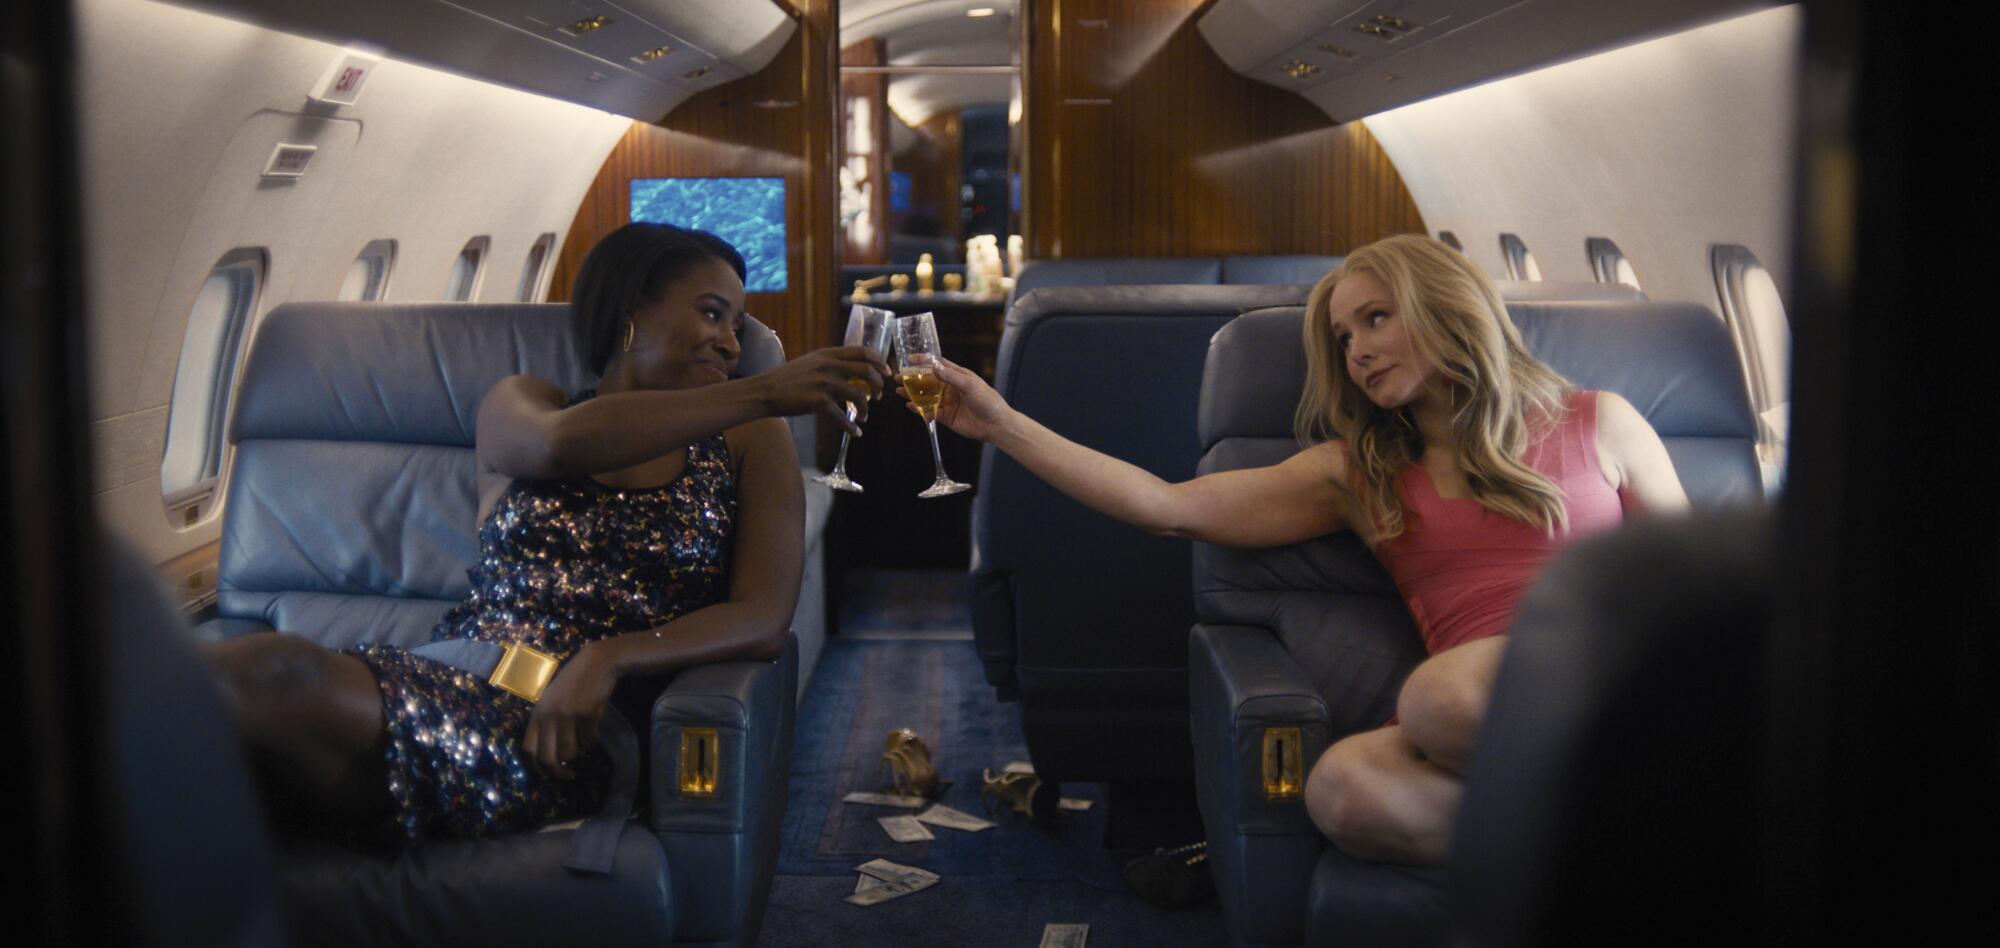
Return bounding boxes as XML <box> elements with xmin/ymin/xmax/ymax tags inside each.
<box><xmin>629</xmin><ymin>177</ymin><xmax>787</xmax><ymax>292</ymax></box>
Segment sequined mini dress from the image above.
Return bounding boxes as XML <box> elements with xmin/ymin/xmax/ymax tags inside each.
<box><xmin>350</xmin><ymin>394</ymin><xmax>736</xmax><ymax>843</ymax></box>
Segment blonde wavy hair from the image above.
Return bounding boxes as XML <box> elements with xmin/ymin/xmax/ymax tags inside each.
<box><xmin>1294</xmin><ymin>234</ymin><xmax>1574</xmax><ymax>538</ymax></box>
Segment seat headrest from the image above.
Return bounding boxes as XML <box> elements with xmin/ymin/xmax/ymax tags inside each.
<box><xmin>1199</xmin><ymin>300</ymin><xmax>1756</xmax><ymax>448</ymax></box>
<box><xmin>1219</xmin><ymin>255</ymin><xmax>1343</xmax><ymax>285</ymax></box>
<box><xmin>231</xmin><ymin>302</ymin><xmax>783</xmax><ymax>446</ymax></box>
<box><xmin>1009</xmin><ymin>257</ymin><xmax>1225</xmax><ymax>303</ymax></box>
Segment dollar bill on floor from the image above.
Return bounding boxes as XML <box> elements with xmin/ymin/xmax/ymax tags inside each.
<box><xmin>1039</xmin><ymin>923</ymin><xmax>1089</xmax><ymax>948</ymax></box>
<box><xmin>846</xmin><ymin>876</ymin><xmax>930</xmax><ymax>907</ymax></box>
<box><xmin>878</xmin><ymin>815</ymin><xmax>936</xmax><ymax>842</ymax></box>
<box><xmin>914</xmin><ymin>804</ymin><xmax>995</xmax><ymax>832</ymax></box>
<box><xmin>843</xmin><ymin>790</ymin><xmax>930</xmax><ymax>808</ymax></box>
<box><xmin>1057</xmin><ymin>798</ymin><xmax>1094</xmax><ymax>811</ymax></box>
<box><xmin>1002</xmin><ymin>760</ymin><xmax>1036</xmax><ymax>775</ymax></box>
<box><xmin>855</xmin><ymin>858</ymin><xmax>940</xmax><ymax>888</ymax></box>
<box><xmin>855</xmin><ymin>874</ymin><xmax>889</xmax><ymax>894</ymax></box>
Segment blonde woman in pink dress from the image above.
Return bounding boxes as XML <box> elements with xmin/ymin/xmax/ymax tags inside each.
<box><xmin>915</xmin><ymin>235</ymin><xmax>1688</xmax><ymax>866</ymax></box>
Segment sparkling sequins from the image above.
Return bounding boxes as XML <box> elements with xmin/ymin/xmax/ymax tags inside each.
<box><xmin>349</xmin><ymin>400</ymin><xmax>735</xmax><ymax>845</ymax></box>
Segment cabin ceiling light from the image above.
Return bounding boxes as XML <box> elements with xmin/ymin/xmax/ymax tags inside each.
<box><xmin>566</xmin><ymin>15</ymin><xmax>611</xmax><ymax>34</ymax></box>
<box><xmin>1373</xmin><ymin>15</ymin><xmax>1414</xmax><ymax>32</ymax></box>
<box><xmin>632</xmin><ymin>46</ymin><xmax>672</xmax><ymax>63</ymax></box>
<box><xmin>967</xmin><ymin>7</ymin><xmax>997</xmax><ymax>17</ymax></box>
<box><xmin>1318</xmin><ymin>44</ymin><xmax>1357</xmax><ymax>59</ymax></box>
<box><xmin>1283</xmin><ymin>60</ymin><xmax>1320</xmax><ymax>79</ymax></box>
<box><xmin>1353</xmin><ymin>23</ymin><xmax>1392</xmax><ymax>39</ymax></box>
<box><xmin>683</xmin><ymin>65</ymin><xmax>712</xmax><ymax>80</ymax></box>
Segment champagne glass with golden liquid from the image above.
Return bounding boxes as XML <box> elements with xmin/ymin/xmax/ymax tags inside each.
<box><xmin>813</xmin><ymin>304</ymin><xmax>894</xmax><ymax>493</ymax></box>
<box><xmin>892</xmin><ymin>312</ymin><xmax>971</xmax><ymax>498</ymax></box>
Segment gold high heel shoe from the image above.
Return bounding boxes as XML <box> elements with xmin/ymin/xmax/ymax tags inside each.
<box><xmin>980</xmin><ymin>768</ymin><xmax>1056</xmax><ymax>821</ymax></box>
<box><xmin>882</xmin><ymin>728</ymin><xmax>940</xmax><ymax>799</ymax></box>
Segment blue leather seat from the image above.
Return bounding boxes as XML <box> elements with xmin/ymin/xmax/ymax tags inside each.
<box><xmin>970</xmin><ymin>284</ymin><xmax>1305</xmax><ymax>784</ymax></box>
<box><xmin>1007</xmin><ymin>255</ymin><xmax>1344</xmax><ymax>309</ymax></box>
<box><xmin>1189</xmin><ymin>298</ymin><xmax>1760</xmax><ymax>946</ymax></box>
<box><xmin>204</xmin><ymin>302</ymin><xmax>811</xmax><ymax>947</ymax></box>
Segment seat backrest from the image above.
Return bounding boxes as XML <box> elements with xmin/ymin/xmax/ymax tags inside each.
<box><xmin>1492</xmin><ymin>280</ymin><xmax>1647</xmax><ymax>302</ymax></box>
<box><xmin>1219</xmin><ymin>255</ymin><xmax>1343</xmax><ymax>285</ymax></box>
<box><xmin>1007</xmin><ymin>257</ymin><xmax>1224</xmax><ymax>308</ymax></box>
<box><xmin>217</xmin><ymin>302</ymin><xmax>784</xmax><ymax>650</ymax></box>
<box><xmin>1193</xmin><ymin>299</ymin><xmax>1760</xmax><ymax>726</ymax></box>
<box><xmin>971</xmin><ymin>285</ymin><xmax>1305</xmax><ymax>699</ymax></box>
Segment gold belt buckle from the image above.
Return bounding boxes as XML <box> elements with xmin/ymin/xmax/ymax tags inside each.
<box><xmin>489</xmin><ymin>641</ymin><xmax>561</xmax><ymax>702</ymax></box>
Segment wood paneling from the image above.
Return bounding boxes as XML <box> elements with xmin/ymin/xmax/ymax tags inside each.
<box><xmin>898</xmin><ymin>110</ymin><xmax>963</xmax><ymax>249</ymax></box>
<box><xmin>1025</xmin><ymin>0</ymin><xmax>1425</xmax><ymax>258</ymax></box>
<box><xmin>552</xmin><ymin>0</ymin><xmax>839</xmax><ymax>356</ymax></box>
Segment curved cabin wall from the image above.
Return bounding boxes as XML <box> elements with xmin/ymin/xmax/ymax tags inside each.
<box><xmin>77</xmin><ymin>0</ymin><xmax>629</xmax><ymax>569</ymax></box>
<box><xmin>1362</xmin><ymin>5</ymin><xmax>1801</xmax><ymax>311</ymax></box>
<box><xmin>1025</xmin><ymin>0</ymin><xmax>1425</xmax><ymax>258</ymax></box>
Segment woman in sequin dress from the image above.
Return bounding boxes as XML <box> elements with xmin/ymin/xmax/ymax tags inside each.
<box><xmin>204</xmin><ymin>223</ymin><xmax>892</xmax><ymax>842</ymax></box>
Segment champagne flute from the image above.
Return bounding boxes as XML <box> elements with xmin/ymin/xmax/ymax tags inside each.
<box><xmin>893</xmin><ymin>312</ymin><xmax>972</xmax><ymax>498</ymax></box>
<box><xmin>813</xmin><ymin>304</ymin><xmax>894</xmax><ymax>493</ymax></box>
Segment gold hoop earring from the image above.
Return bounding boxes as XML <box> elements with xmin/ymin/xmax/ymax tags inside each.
<box><xmin>622</xmin><ymin>320</ymin><xmax>635</xmax><ymax>353</ymax></box>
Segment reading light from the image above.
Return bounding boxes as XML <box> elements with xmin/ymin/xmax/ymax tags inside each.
<box><xmin>967</xmin><ymin>7</ymin><xmax>996</xmax><ymax>16</ymax></box>
<box><xmin>1282</xmin><ymin>60</ymin><xmax>1321</xmax><ymax>79</ymax></box>
<box><xmin>683</xmin><ymin>65</ymin><xmax>712</xmax><ymax>80</ymax></box>
<box><xmin>568</xmin><ymin>15</ymin><xmax>610</xmax><ymax>34</ymax></box>
<box><xmin>633</xmin><ymin>46</ymin><xmax>672</xmax><ymax>63</ymax></box>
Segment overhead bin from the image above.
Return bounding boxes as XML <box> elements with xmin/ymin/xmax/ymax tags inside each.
<box><xmin>162</xmin><ymin>0</ymin><xmax>797</xmax><ymax>120</ymax></box>
<box><xmin>1198</xmin><ymin>0</ymin><xmax>1777</xmax><ymax>121</ymax></box>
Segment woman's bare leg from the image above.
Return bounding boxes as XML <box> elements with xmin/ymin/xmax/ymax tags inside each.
<box><xmin>202</xmin><ymin>633</ymin><xmax>390</xmax><ymax>823</ymax></box>
<box><xmin>1301</xmin><ymin>636</ymin><xmax>1508</xmax><ymax>864</ymax></box>
<box><xmin>1303</xmin><ymin>726</ymin><xmax>1462</xmax><ymax>865</ymax></box>
<box><xmin>1396</xmin><ymin>635</ymin><xmax>1507</xmax><ymax>776</ymax></box>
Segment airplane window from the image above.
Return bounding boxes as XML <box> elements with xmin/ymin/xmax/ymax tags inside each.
<box><xmin>1586</xmin><ymin>237</ymin><xmax>1641</xmax><ymax>291</ymax></box>
<box><xmin>161</xmin><ymin>247</ymin><xmax>264</xmax><ymax>525</ymax></box>
<box><xmin>518</xmin><ymin>233</ymin><xmax>556</xmax><ymax>302</ymax></box>
<box><xmin>337</xmin><ymin>239</ymin><xmax>396</xmax><ymax>301</ymax></box>
<box><xmin>1711</xmin><ymin>244</ymin><xmax>1792</xmax><ymax>486</ymax></box>
<box><xmin>1438</xmin><ymin>231</ymin><xmax>1463</xmax><ymax>251</ymax></box>
<box><xmin>1499</xmin><ymin>233</ymin><xmax>1542</xmax><ymax>281</ymax></box>
<box><xmin>445</xmin><ymin>236</ymin><xmax>490</xmax><ymax>301</ymax></box>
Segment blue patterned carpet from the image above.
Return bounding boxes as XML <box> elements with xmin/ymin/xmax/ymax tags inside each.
<box><xmin>756</xmin><ymin>571</ymin><xmax>1224</xmax><ymax>947</ymax></box>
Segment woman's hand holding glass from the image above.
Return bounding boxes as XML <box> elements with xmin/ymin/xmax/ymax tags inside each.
<box><xmin>813</xmin><ymin>305</ymin><xmax>897</xmax><ymax>492</ymax></box>
<box><xmin>757</xmin><ymin>342</ymin><xmax>892</xmax><ymax>439</ymax></box>
<box><xmin>908</xmin><ymin>355</ymin><xmax>1011</xmax><ymax>444</ymax></box>
<box><xmin>892</xmin><ymin>312</ymin><xmax>973</xmax><ymax>498</ymax></box>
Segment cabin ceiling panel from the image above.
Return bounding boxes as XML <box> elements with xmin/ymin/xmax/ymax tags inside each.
<box><xmin>1199</xmin><ymin>0</ymin><xmax>1779</xmax><ymax>122</ymax></box>
<box><xmin>156</xmin><ymin>0</ymin><xmax>797</xmax><ymax>120</ymax></box>
<box><xmin>1362</xmin><ymin>5</ymin><xmax>1799</xmax><ymax>310</ymax></box>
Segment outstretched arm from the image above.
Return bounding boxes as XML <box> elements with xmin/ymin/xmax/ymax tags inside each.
<box><xmin>1595</xmin><ymin>390</ymin><xmax>1690</xmax><ymax>517</ymax></box>
<box><xmin>477</xmin><ymin>346</ymin><xmax>891</xmax><ymax>482</ymax></box>
<box><xmin>922</xmin><ymin>358</ymin><xmax>1351</xmax><ymax>548</ymax></box>
<box><xmin>522</xmin><ymin>417</ymin><xmax>803</xmax><ymax>778</ymax></box>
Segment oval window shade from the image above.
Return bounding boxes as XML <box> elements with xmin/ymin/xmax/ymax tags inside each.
<box><xmin>1499</xmin><ymin>233</ymin><xmax>1542</xmax><ymax>281</ymax></box>
<box><xmin>1710</xmin><ymin>243</ymin><xmax>1793</xmax><ymax>486</ymax></box>
<box><xmin>1586</xmin><ymin>237</ymin><xmax>1641</xmax><ymax>291</ymax></box>
<box><xmin>338</xmin><ymin>238</ymin><xmax>396</xmax><ymax>301</ymax></box>
<box><xmin>161</xmin><ymin>247</ymin><xmax>265</xmax><ymax>525</ymax></box>
<box><xmin>445</xmin><ymin>236</ymin><xmax>491</xmax><ymax>301</ymax></box>
<box><xmin>1437</xmin><ymin>231</ymin><xmax>1463</xmax><ymax>251</ymax></box>
<box><xmin>519</xmin><ymin>233</ymin><xmax>556</xmax><ymax>302</ymax></box>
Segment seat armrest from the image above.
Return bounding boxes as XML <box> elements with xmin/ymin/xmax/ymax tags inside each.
<box><xmin>1190</xmin><ymin>623</ymin><xmax>1332</xmax><ymax>835</ymax></box>
<box><xmin>193</xmin><ymin>616</ymin><xmax>276</xmax><ymax>642</ymax></box>
<box><xmin>648</xmin><ymin>636</ymin><xmax>797</xmax><ymax>834</ymax></box>
<box><xmin>1191</xmin><ymin>622</ymin><xmax>1333</xmax><ymax>947</ymax></box>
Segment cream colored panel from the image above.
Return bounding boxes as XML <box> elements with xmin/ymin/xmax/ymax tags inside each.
<box><xmin>77</xmin><ymin>0</ymin><xmax>631</xmax><ymax>565</ymax></box>
<box><xmin>1362</xmin><ymin>5</ymin><xmax>1799</xmax><ymax>312</ymax></box>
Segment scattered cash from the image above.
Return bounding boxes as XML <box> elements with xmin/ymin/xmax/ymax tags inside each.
<box><xmin>845</xmin><ymin>859</ymin><xmax>941</xmax><ymax>906</ymax></box>
<box><xmin>843</xmin><ymin>790</ymin><xmax>929</xmax><ymax>808</ymax></box>
<box><xmin>1002</xmin><ymin>760</ymin><xmax>1036</xmax><ymax>775</ymax></box>
<box><xmin>537</xmin><ymin>818</ymin><xmax>585</xmax><ymax>833</ymax></box>
<box><xmin>1057</xmin><ymin>798</ymin><xmax>1094</xmax><ymax>812</ymax></box>
<box><xmin>856</xmin><ymin>858</ymin><xmax>940</xmax><ymax>888</ymax></box>
<box><xmin>877</xmin><ymin>815</ymin><xmax>936</xmax><ymax>843</ymax></box>
<box><xmin>915</xmin><ymin>804</ymin><xmax>995</xmax><ymax>832</ymax></box>
<box><xmin>1039</xmin><ymin>923</ymin><xmax>1089</xmax><ymax>948</ymax></box>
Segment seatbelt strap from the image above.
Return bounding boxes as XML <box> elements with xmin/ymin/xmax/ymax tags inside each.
<box><xmin>410</xmin><ymin>638</ymin><xmax>639</xmax><ymax>876</ymax></box>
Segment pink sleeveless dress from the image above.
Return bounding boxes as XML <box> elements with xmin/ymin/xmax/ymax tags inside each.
<box><xmin>1372</xmin><ymin>389</ymin><xmax>1625</xmax><ymax>656</ymax></box>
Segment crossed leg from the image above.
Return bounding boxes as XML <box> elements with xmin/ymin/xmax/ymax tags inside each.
<box><xmin>202</xmin><ymin>633</ymin><xmax>391</xmax><ymax>826</ymax></box>
<box><xmin>1301</xmin><ymin>635</ymin><xmax>1508</xmax><ymax>865</ymax></box>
